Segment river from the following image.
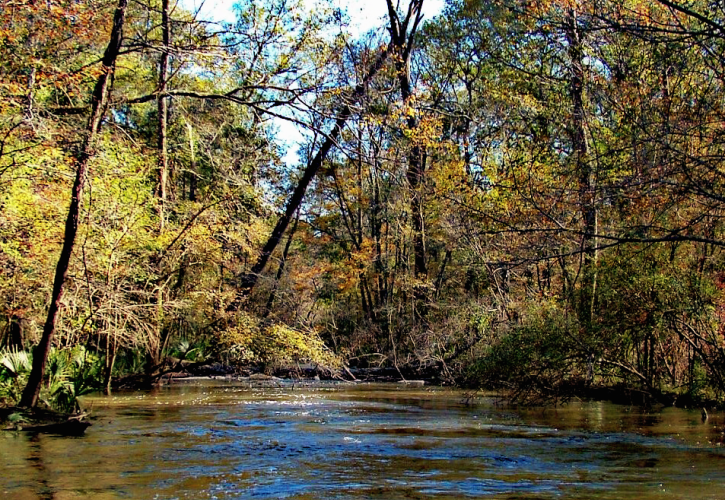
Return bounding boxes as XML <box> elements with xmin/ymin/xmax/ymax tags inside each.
<box><xmin>2</xmin><ymin>381</ymin><xmax>725</xmax><ymax>499</ymax></box>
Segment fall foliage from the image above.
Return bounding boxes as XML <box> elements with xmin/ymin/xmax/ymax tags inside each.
<box><xmin>3</xmin><ymin>0</ymin><xmax>725</xmax><ymax>408</ymax></box>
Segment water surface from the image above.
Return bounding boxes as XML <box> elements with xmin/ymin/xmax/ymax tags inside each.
<box><xmin>2</xmin><ymin>381</ymin><xmax>725</xmax><ymax>499</ymax></box>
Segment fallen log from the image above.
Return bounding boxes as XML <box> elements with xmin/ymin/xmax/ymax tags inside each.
<box><xmin>13</xmin><ymin>418</ymin><xmax>91</xmax><ymax>436</ymax></box>
<box><xmin>1</xmin><ymin>407</ymin><xmax>91</xmax><ymax>436</ymax></box>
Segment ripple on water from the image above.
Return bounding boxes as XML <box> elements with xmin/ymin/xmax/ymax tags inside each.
<box><xmin>3</xmin><ymin>384</ymin><xmax>725</xmax><ymax>499</ymax></box>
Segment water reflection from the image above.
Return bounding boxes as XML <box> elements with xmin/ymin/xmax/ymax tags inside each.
<box><xmin>1</xmin><ymin>382</ymin><xmax>725</xmax><ymax>499</ymax></box>
<box><xmin>26</xmin><ymin>434</ymin><xmax>55</xmax><ymax>500</ymax></box>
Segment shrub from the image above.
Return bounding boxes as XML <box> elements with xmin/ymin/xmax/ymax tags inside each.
<box><xmin>0</xmin><ymin>346</ymin><xmax>103</xmax><ymax>411</ymax></box>
<box><xmin>463</xmin><ymin>300</ymin><xmax>585</xmax><ymax>403</ymax></box>
<box><xmin>217</xmin><ymin>312</ymin><xmax>341</xmax><ymax>369</ymax></box>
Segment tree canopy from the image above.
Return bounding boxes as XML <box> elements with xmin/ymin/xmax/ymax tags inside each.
<box><xmin>3</xmin><ymin>0</ymin><xmax>725</xmax><ymax>408</ymax></box>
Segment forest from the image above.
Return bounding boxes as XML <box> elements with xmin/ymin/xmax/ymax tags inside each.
<box><xmin>2</xmin><ymin>0</ymin><xmax>725</xmax><ymax>412</ymax></box>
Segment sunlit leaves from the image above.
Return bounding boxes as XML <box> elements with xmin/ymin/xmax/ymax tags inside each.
<box><xmin>0</xmin><ymin>0</ymin><xmax>113</xmax><ymax>107</ymax></box>
<box><xmin>217</xmin><ymin>311</ymin><xmax>341</xmax><ymax>367</ymax></box>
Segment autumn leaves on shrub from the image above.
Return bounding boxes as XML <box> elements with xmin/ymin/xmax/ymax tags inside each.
<box><xmin>216</xmin><ymin>312</ymin><xmax>341</xmax><ymax>371</ymax></box>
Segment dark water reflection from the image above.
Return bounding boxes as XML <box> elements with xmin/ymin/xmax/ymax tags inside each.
<box><xmin>2</xmin><ymin>381</ymin><xmax>725</xmax><ymax>499</ymax></box>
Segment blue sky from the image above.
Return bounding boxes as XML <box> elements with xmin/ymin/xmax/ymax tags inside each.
<box><xmin>180</xmin><ymin>0</ymin><xmax>445</xmax><ymax>33</ymax></box>
<box><xmin>177</xmin><ymin>0</ymin><xmax>446</xmax><ymax>166</ymax></box>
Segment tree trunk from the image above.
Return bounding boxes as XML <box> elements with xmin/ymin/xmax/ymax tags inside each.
<box><xmin>19</xmin><ymin>0</ymin><xmax>128</xmax><ymax>408</ymax></box>
<box><xmin>386</xmin><ymin>0</ymin><xmax>427</xmax><ymax>323</ymax></box>
<box><xmin>186</xmin><ymin>121</ymin><xmax>197</xmax><ymax>201</ymax></box>
<box><xmin>263</xmin><ymin>213</ymin><xmax>299</xmax><ymax>317</ymax></box>
<box><xmin>232</xmin><ymin>45</ymin><xmax>393</xmax><ymax>302</ymax></box>
<box><xmin>565</xmin><ymin>10</ymin><xmax>597</xmax><ymax>329</ymax></box>
<box><xmin>157</xmin><ymin>0</ymin><xmax>171</xmax><ymax>228</ymax></box>
<box><xmin>387</xmin><ymin>0</ymin><xmax>427</xmax><ymax>280</ymax></box>
<box><xmin>152</xmin><ymin>0</ymin><xmax>171</xmax><ymax>382</ymax></box>
<box><xmin>103</xmin><ymin>333</ymin><xmax>117</xmax><ymax>395</ymax></box>
<box><xmin>2</xmin><ymin>315</ymin><xmax>24</xmax><ymax>350</ymax></box>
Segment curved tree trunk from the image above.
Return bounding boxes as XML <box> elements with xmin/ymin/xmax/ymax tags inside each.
<box><xmin>19</xmin><ymin>0</ymin><xmax>128</xmax><ymax>408</ymax></box>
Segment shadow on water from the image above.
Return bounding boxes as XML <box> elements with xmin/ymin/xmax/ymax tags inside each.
<box><xmin>27</xmin><ymin>434</ymin><xmax>55</xmax><ymax>500</ymax></box>
<box><xmin>2</xmin><ymin>382</ymin><xmax>725</xmax><ymax>499</ymax></box>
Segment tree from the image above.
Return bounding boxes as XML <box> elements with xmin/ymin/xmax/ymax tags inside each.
<box><xmin>386</xmin><ymin>0</ymin><xmax>427</xmax><ymax>281</ymax></box>
<box><xmin>232</xmin><ymin>1</ymin><xmax>431</xmax><ymax>297</ymax></box>
<box><xmin>19</xmin><ymin>0</ymin><xmax>129</xmax><ymax>408</ymax></box>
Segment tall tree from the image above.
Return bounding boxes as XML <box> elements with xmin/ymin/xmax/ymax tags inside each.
<box><xmin>386</xmin><ymin>0</ymin><xmax>427</xmax><ymax>280</ymax></box>
<box><xmin>564</xmin><ymin>8</ymin><xmax>597</xmax><ymax>328</ymax></box>
<box><xmin>235</xmin><ymin>0</ymin><xmax>429</xmax><ymax>299</ymax></box>
<box><xmin>19</xmin><ymin>0</ymin><xmax>129</xmax><ymax>408</ymax></box>
<box><xmin>157</xmin><ymin>0</ymin><xmax>171</xmax><ymax>228</ymax></box>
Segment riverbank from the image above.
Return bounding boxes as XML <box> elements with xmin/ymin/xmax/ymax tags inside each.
<box><xmin>151</xmin><ymin>363</ymin><xmax>724</xmax><ymax>411</ymax></box>
<box><xmin>125</xmin><ymin>359</ymin><xmax>724</xmax><ymax>412</ymax></box>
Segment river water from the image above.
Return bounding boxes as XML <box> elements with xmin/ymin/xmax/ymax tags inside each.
<box><xmin>2</xmin><ymin>381</ymin><xmax>725</xmax><ymax>499</ymax></box>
